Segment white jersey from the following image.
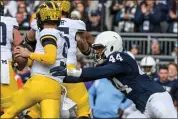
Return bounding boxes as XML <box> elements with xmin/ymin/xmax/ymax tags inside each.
<box><xmin>0</xmin><ymin>16</ymin><xmax>19</xmax><ymax>60</ymax></box>
<box><xmin>59</xmin><ymin>18</ymin><xmax>86</xmax><ymax>65</ymax></box>
<box><xmin>31</xmin><ymin>18</ymin><xmax>86</xmax><ymax>66</ymax></box>
<box><xmin>0</xmin><ymin>16</ymin><xmax>18</xmax><ymax>84</ymax></box>
<box><xmin>30</xmin><ymin>28</ymin><xmax>68</xmax><ymax>83</ymax></box>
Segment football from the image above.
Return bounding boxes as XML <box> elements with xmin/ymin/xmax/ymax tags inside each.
<box><xmin>14</xmin><ymin>56</ymin><xmax>28</xmax><ymax>71</ymax></box>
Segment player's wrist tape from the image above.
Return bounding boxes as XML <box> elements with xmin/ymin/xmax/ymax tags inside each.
<box><xmin>20</xmin><ymin>40</ymin><xmax>33</xmax><ymax>52</ymax></box>
<box><xmin>24</xmin><ymin>34</ymin><xmax>37</xmax><ymax>51</ymax></box>
<box><xmin>82</xmin><ymin>47</ymin><xmax>91</xmax><ymax>56</ymax></box>
<box><xmin>67</xmin><ymin>68</ymin><xmax>82</xmax><ymax>77</ymax></box>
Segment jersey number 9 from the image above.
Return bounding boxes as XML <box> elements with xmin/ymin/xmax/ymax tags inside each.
<box><xmin>57</xmin><ymin>27</ymin><xmax>70</xmax><ymax>48</ymax></box>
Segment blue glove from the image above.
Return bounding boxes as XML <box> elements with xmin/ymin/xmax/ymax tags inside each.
<box><xmin>50</xmin><ymin>66</ymin><xmax>67</xmax><ymax>76</ymax></box>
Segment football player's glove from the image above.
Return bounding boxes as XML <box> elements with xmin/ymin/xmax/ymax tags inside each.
<box><xmin>50</xmin><ymin>65</ymin><xmax>67</xmax><ymax>76</ymax></box>
<box><xmin>50</xmin><ymin>65</ymin><xmax>82</xmax><ymax>77</ymax></box>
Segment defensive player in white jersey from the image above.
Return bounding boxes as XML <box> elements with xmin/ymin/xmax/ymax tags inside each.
<box><xmin>0</xmin><ymin>1</ymin><xmax>22</xmax><ymax>113</ymax></box>
<box><xmin>26</xmin><ymin>1</ymin><xmax>92</xmax><ymax>118</ymax></box>
<box><xmin>1</xmin><ymin>1</ymin><xmax>66</xmax><ymax>118</ymax></box>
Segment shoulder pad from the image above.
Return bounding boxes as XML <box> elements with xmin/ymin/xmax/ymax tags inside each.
<box><xmin>40</xmin><ymin>28</ymin><xmax>59</xmax><ymax>40</ymax></box>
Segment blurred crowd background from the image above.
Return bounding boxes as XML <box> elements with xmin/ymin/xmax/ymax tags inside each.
<box><xmin>2</xmin><ymin>0</ymin><xmax>177</xmax><ymax>118</ymax></box>
<box><xmin>3</xmin><ymin>0</ymin><xmax>178</xmax><ymax>33</ymax></box>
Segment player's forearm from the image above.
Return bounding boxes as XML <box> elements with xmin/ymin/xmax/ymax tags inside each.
<box><xmin>24</xmin><ymin>29</ymin><xmax>37</xmax><ymax>51</ymax></box>
<box><xmin>13</xmin><ymin>28</ymin><xmax>23</xmax><ymax>46</ymax></box>
<box><xmin>85</xmin><ymin>32</ymin><xmax>95</xmax><ymax>47</ymax></box>
<box><xmin>79</xmin><ymin>64</ymin><xmax>121</xmax><ymax>79</ymax></box>
<box><xmin>26</xmin><ymin>29</ymin><xmax>36</xmax><ymax>41</ymax></box>
<box><xmin>29</xmin><ymin>44</ymin><xmax>56</xmax><ymax>65</ymax></box>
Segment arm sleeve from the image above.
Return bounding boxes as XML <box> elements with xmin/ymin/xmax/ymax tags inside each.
<box><xmin>80</xmin><ymin>63</ymin><xmax>128</xmax><ymax>80</ymax></box>
<box><xmin>120</xmin><ymin>98</ymin><xmax>133</xmax><ymax>110</ymax></box>
<box><xmin>27</xmin><ymin>58</ymin><xmax>33</xmax><ymax>67</ymax></box>
<box><xmin>63</xmin><ymin>62</ymin><xmax>128</xmax><ymax>83</ymax></box>
<box><xmin>88</xmin><ymin>83</ymin><xmax>97</xmax><ymax>109</ymax></box>
<box><xmin>29</xmin><ymin>44</ymin><xmax>57</xmax><ymax>65</ymax></box>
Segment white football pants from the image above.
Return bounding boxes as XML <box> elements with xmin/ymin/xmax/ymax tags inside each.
<box><xmin>127</xmin><ymin>92</ymin><xmax>177</xmax><ymax>118</ymax></box>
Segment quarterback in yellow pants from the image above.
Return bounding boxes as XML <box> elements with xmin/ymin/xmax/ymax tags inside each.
<box><xmin>25</xmin><ymin>1</ymin><xmax>92</xmax><ymax>118</ymax></box>
<box><xmin>1</xmin><ymin>1</ymin><xmax>65</xmax><ymax>118</ymax></box>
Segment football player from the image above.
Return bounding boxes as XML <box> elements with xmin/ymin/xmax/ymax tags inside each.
<box><xmin>140</xmin><ymin>56</ymin><xmax>159</xmax><ymax>81</ymax></box>
<box><xmin>1</xmin><ymin>1</ymin><xmax>66</xmax><ymax>118</ymax></box>
<box><xmin>56</xmin><ymin>1</ymin><xmax>91</xmax><ymax>118</ymax></box>
<box><xmin>0</xmin><ymin>2</ymin><xmax>42</xmax><ymax>118</ymax></box>
<box><xmin>51</xmin><ymin>31</ymin><xmax>177</xmax><ymax>118</ymax></box>
<box><xmin>0</xmin><ymin>1</ymin><xmax>22</xmax><ymax>113</ymax></box>
<box><xmin>26</xmin><ymin>1</ymin><xmax>92</xmax><ymax>118</ymax></box>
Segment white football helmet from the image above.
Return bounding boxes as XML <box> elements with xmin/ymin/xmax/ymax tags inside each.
<box><xmin>92</xmin><ymin>31</ymin><xmax>123</xmax><ymax>64</ymax></box>
<box><xmin>140</xmin><ymin>56</ymin><xmax>156</xmax><ymax>76</ymax></box>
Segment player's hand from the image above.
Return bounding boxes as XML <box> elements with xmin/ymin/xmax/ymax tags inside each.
<box><xmin>14</xmin><ymin>46</ymin><xmax>31</xmax><ymax>58</ymax></box>
<box><xmin>50</xmin><ymin>66</ymin><xmax>67</xmax><ymax>76</ymax></box>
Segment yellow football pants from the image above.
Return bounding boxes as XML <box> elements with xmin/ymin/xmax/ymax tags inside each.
<box><xmin>1</xmin><ymin>62</ymin><xmax>18</xmax><ymax>112</ymax></box>
<box><xmin>62</xmin><ymin>83</ymin><xmax>91</xmax><ymax>117</ymax></box>
<box><xmin>25</xmin><ymin>83</ymin><xmax>91</xmax><ymax>118</ymax></box>
<box><xmin>1</xmin><ymin>74</ymin><xmax>61</xmax><ymax>118</ymax></box>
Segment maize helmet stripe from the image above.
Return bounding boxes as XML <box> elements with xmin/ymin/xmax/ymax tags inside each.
<box><xmin>54</xmin><ymin>1</ymin><xmax>59</xmax><ymax>8</ymax></box>
<box><xmin>45</xmin><ymin>1</ymin><xmax>54</xmax><ymax>9</ymax></box>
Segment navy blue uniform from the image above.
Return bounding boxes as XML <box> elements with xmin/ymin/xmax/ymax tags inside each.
<box><xmin>63</xmin><ymin>52</ymin><xmax>166</xmax><ymax>112</ymax></box>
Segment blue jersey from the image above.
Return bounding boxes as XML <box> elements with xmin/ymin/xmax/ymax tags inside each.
<box><xmin>64</xmin><ymin>52</ymin><xmax>165</xmax><ymax>112</ymax></box>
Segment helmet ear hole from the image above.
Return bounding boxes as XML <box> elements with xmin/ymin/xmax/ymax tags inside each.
<box><xmin>110</xmin><ymin>46</ymin><xmax>114</xmax><ymax>52</ymax></box>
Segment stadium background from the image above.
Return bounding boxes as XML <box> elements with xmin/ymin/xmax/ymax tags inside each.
<box><xmin>1</xmin><ymin>0</ymin><xmax>177</xmax><ymax>117</ymax></box>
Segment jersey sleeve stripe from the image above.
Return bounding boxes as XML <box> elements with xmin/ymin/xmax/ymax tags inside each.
<box><xmin>40</xmin><ymin>35</ymin><xmax>57</xmax><ymax>42</ymax></box>
<box><xmin>41</xmin><ymin>38</ymin><xmax>57</xmax><ymax>47</ymax></box>
<box><xmin>40</xmin><ymin>35</ymin><xmax>57</xmax><ymax>47</ymax></box>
